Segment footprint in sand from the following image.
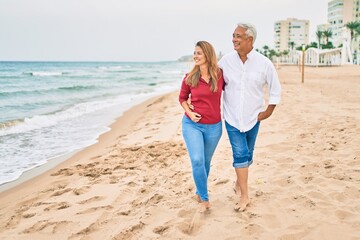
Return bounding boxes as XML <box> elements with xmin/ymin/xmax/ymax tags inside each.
<box><xmin>153</xmin><ymin>225</ymin><xmax>170</xmax><ymax>235</ymax></box>
<box><xmin>146</xmin><ymin>193</ymin><xmax>164</xmax><ymax>205</ymax></box>
<box><xmin>335</xmin><ymin>209</ymin><xmax>355</xmax><ymax>220</ymax></box>
<box><xmin>109</xmin><ymin>176</ymin><xmax>120</xmax><ymax>184</ymax></box>
<box><xmin>178</xmin><ymin>211</ymin><xmax>206</xmax><ymax>235</ymax></box>
<box><xmin>22</xmin><ymin>213</ymin><xmax>36</xmax><ymax>218</ymax></box>
<box><xmin>50</xmin><ymin>168</ymin><xmax>74</xmax><ymax>176</ymax></box>
<box><xmin>117</xmin><ymin>209</ymin><xmax>132</xmax><ymax>216</ymax></box>
<box><xmin>112</xmin><ymin>221</ymin><xmax>145</xmax><ymax>240</ymax></box>
<box><xmin>41</xmin><ymin>182</ymin><xmax>69</xmax><ymax>193</ymax></box>
<box><xmin>127</xmin><ymin>181</ymin><xmax>137</xmax><ymax>187</ymax></box>
<box><xmin>242</xmin><ymin>223</ymin><xmax>266</xmax><ymax>237</ymax></box>
<box><xmin>214</xmin><ymin>179</ymin><xmax>230</xmax><ymax>185</ymax></box>
<box><xmin>51</xmin><ymin>188</ymin><xmax>72</xmax><ymax>197</ymax></box>
<box><xmin>44</xmin><ymin>202</ymin><xmax>70</xmax><ymax>211</ymax></box>
<box><xmin>21</xmin><ymin>220</ymin><xmax>50</xmax><ymax>234</ymax></box>
<box><xmin>5</xmin><ymin>213</ymin><xmax>23</xmax><ymax>228</ymax></box>
<box><xmin>73</xmin><ymin>186</ymin><xmax>91</xmax><ymax>195</ymax></box>
<box><xmin>130</xmin><ymin>146</ymin><xmax>141</xmax><ymax>151</ymax></box>
<box><xmin>22</xmin><ymin>220</ymin><xmax>72</xmax><ymax>234</ymax></box>
<box><xmin>77</xmin><ymin>196</ymin><xmax>105</xmax><ymax>205</ymax></box>
<box><xmin>76</xmin><ymin>205</ymin><xmax>113</xmax><ymax>215</ymax></box>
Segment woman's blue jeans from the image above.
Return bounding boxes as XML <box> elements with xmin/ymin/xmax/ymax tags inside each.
<box><xmin>182</xmin><ymin>116</ymin><xmax>222</xmax><ymax>202</ymax></box>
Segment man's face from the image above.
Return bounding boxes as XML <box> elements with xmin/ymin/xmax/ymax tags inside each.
<box><xmin>232</xmin><ymin>27</ymin><xmax>253</xmax><ymax>53</ymax></box>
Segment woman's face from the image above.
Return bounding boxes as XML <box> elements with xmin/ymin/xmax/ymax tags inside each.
<box><xmin>193</xmin><ymin>46</ymin><xmax>207</xmax><ymax>66</ymax></box>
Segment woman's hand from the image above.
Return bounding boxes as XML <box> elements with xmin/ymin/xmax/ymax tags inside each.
<box><xmin>181</xmin><ymin>98</ymin><xmax>200</xmax><ymax>122</ymax></box>
<box><xmin>187</xmin><ymin>98</ymin><xmax>194</xmax><ymax>110</ymax></box>
<box><xmin>188</xmin><ymin>111</ymin><xmax>201</xmax><ymax>122</ymax></box>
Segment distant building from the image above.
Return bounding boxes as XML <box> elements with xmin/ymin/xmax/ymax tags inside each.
<box><xmin>353</xmin><ymin>0</ymin><xmax>360</xmax><ymax>63</ymax></box>
<box><xmin>327</xmin><ymin>0</ymin><xmax>353</xmax><ymax>47</ymax></box>
<box><xmin>274</xmin><ymin>18</ymin><xmax>309</xmax><ymax>52</ymax></box>
<box><xmin>317</xmin><ymin>23</ymin><xmax>331</xmax><ymax>32</ymax></box>
<box><xmin>178</xmin><ymin>55</ymin><xmax>193</xmax><ymax>62</ymax></box>
<box><xmin>178</xmin><ymin>52</ymin><xmax>223</xmax><ymax>62</ymax></box>
<box><xmin>353</xmin><ymin>0</ymin><xmax>360</xmax><ymax>20</ymax></box>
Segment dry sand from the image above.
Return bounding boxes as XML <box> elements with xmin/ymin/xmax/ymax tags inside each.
<box><xmin>0</xmin><ymin>65</ymin><xmax>359</xmax><ymax>240</ymax></box>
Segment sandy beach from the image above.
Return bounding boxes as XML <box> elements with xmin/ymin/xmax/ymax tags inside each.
<box><xmin>0</xmin><ymin>65</ymin><xmax>359</xmax><ymax>239</ymax></box>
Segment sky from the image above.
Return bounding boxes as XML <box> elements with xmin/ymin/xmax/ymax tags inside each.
<box><xmin>0</xmin><ymin>0</ymin><xmax>329</xmax><ymax>62</ymax></box>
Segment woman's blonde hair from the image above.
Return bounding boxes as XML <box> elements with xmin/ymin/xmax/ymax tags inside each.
<box><xmin>185</xmin><ymin>41</ymin><xmax>220</xmax><ymax>92</ymax></box>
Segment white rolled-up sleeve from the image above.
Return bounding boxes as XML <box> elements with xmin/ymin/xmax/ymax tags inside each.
<box><xmin>266</xmin><ymin>63</ymin><xmax>281</xmax><ymax>105</ymax></box>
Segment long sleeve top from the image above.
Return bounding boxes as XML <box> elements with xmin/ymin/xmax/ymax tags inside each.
<box><xmin>179</xmin><ymin>73</ymin><xmax>224</xmax><ymax>124</ymax></box>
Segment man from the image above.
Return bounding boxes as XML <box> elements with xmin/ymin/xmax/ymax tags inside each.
<box><xmin>218</xmin><ymin>23</ymin><xmax>281</xmax><ymax>211</ymax></box>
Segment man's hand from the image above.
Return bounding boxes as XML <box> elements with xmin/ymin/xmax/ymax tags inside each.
<box><xmin>257</xmin><ymin>111</ymin><xmax>271</xmax><ymax>121</ymax></box>
<box><xmin>257</xmin><ymin>105</ymin><xmax>276</xmax><ymax>121</ymax></box>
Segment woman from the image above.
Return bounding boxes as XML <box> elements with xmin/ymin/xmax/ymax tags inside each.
<box><xmin>179</xmin><ymin>41</ymin><xmax>224</xmax><ymax>212</ymax></box>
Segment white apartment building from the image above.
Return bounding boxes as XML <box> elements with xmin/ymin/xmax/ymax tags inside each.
<box><xmin>354</xmin><ymin>0</ymin><xmax>360</xmax><ymax>20</ymax></box>
<box><xmin>353</xmin><ymin>0</ymin><xmax>360</xmax><ymax>62</ymax></box>
<box><xmin>274</xmin><ymin>18</ymin><xmax>309</xmax><ymax>52</ymax></box>
<box><xmin>328</xmin><ymin>0</ymin><xmax>353</xmax><ymax>47</ymax></box>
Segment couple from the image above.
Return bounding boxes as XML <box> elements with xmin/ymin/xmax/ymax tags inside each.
<box><xmin>179</xmin><ymin>23</ymin><xmax>281</xmax><ymax>213</ymax></box>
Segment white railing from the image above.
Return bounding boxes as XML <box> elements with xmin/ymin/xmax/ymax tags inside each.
<box><xmin>279</xmin><ymin>48</ymin><xmax>343</xmax><ymax>66</ymax></box>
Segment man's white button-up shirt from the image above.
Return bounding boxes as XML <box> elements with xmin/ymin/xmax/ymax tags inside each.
<box><xmin>219</xmin><ymin>49</ymin><xmax>281</xmax><ymax>132</ymax></box>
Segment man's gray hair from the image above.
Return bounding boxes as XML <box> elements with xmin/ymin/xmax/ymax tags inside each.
<box><xmin>237</xmin><ymin>23</ymin><xmax>257</xmax><ymax>44</ymax></box>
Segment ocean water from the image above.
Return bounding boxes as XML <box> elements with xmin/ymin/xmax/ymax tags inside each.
<box><xmin>0</xmin><ymin>61</ymin><xmax>190</xmax><ymax>186</ymax></box>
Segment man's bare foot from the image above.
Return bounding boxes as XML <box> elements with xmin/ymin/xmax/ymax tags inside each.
<box><xmin>233</xmin><ymin>183</ymin><xmax>241</xmax><ymax>196</ymax></box>
<box><xmin>234</xmin><ymin>198</ymin><xmax>250</xmax><ymax>212</ymax></box>
<box><xmin>198</xmin><ymin>201</ymin><xmax>210</xmax><ymax>213</ymax></box>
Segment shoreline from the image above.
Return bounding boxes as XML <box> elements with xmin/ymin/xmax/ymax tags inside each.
<box><xmin>0</xmin><ymin>91</ymin><xmax>174</xmax><ymax>194</ymax></box>
<box><xmin>0</xmin><ymin>151</ymin><xmax>79</xmax><ymax>193</ymax></box>
<box><xmin>0</xmin><ymin>91</ymin><xmax>178</xmax><ymax>197</ymax></box>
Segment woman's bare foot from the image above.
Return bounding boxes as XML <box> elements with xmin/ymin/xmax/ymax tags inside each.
<box><xmin>198</xmin><ymin>201</ymin><xmax>211</xmax><ymax>213</ymax></box>
<box><xmin>194</xmin><ymin>194</ymin><xmax>201</xmax><ymax>203</ymax></box>
<box><xmin>234</xmin><ymin>197</ymin><xmax>250</xmax><ymax>212</ymax></box>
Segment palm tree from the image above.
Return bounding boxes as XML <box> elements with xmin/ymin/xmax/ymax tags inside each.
<box><xmin>288</xmin><ymin>41</ymin><xmax>295</xmax><ymax>50</ymax></box>
<box><xmin>323</xmin><ymin>30</ymin><xmax>333</xmax><ymax>45</ymax></box>
<box><xmin>307</xmin><ymin>42</ymin><xmax>318</xmax><ymax>49</ymax></box>
<box><xmin>345</xmin><ymin>21</ymin><xmax>360</xmax><ymax>58</ymax></box>
<box><xmin>281</xmin><ymin>50</ymin><xmax>289</xmax><ymax>63</ymax></box>
<box><xmin>282</xmin><ymin>50</ymin><xmax>289</xmax><ymax>56</ymax></box>
<box><xmin>268</xmin><ymin>49</ymin><xmax>278</xmax><ymax>61</ymax></box>
<box><xmin>355</xmin><ymin>26</ymin><xmax>360</xmax><ymax>62</ymax></box>
<box><xmin>262</xmin><ymin>45</ymin><xmax>270</xmax><ymax>57</ymax></box>
<box><xmin>316</xmin><ymin>30</ymin><xmax>323</xmax><ymax>49</ymax></box>
<box><xmin>345</xmin><ymin>21</ymin><xmax>360</xmax><ymax>44</ymax></box>
<box><xmin>356</xmin><ymin>25</ymin><xmax>360</xmax><ymax>34</ymax></box>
